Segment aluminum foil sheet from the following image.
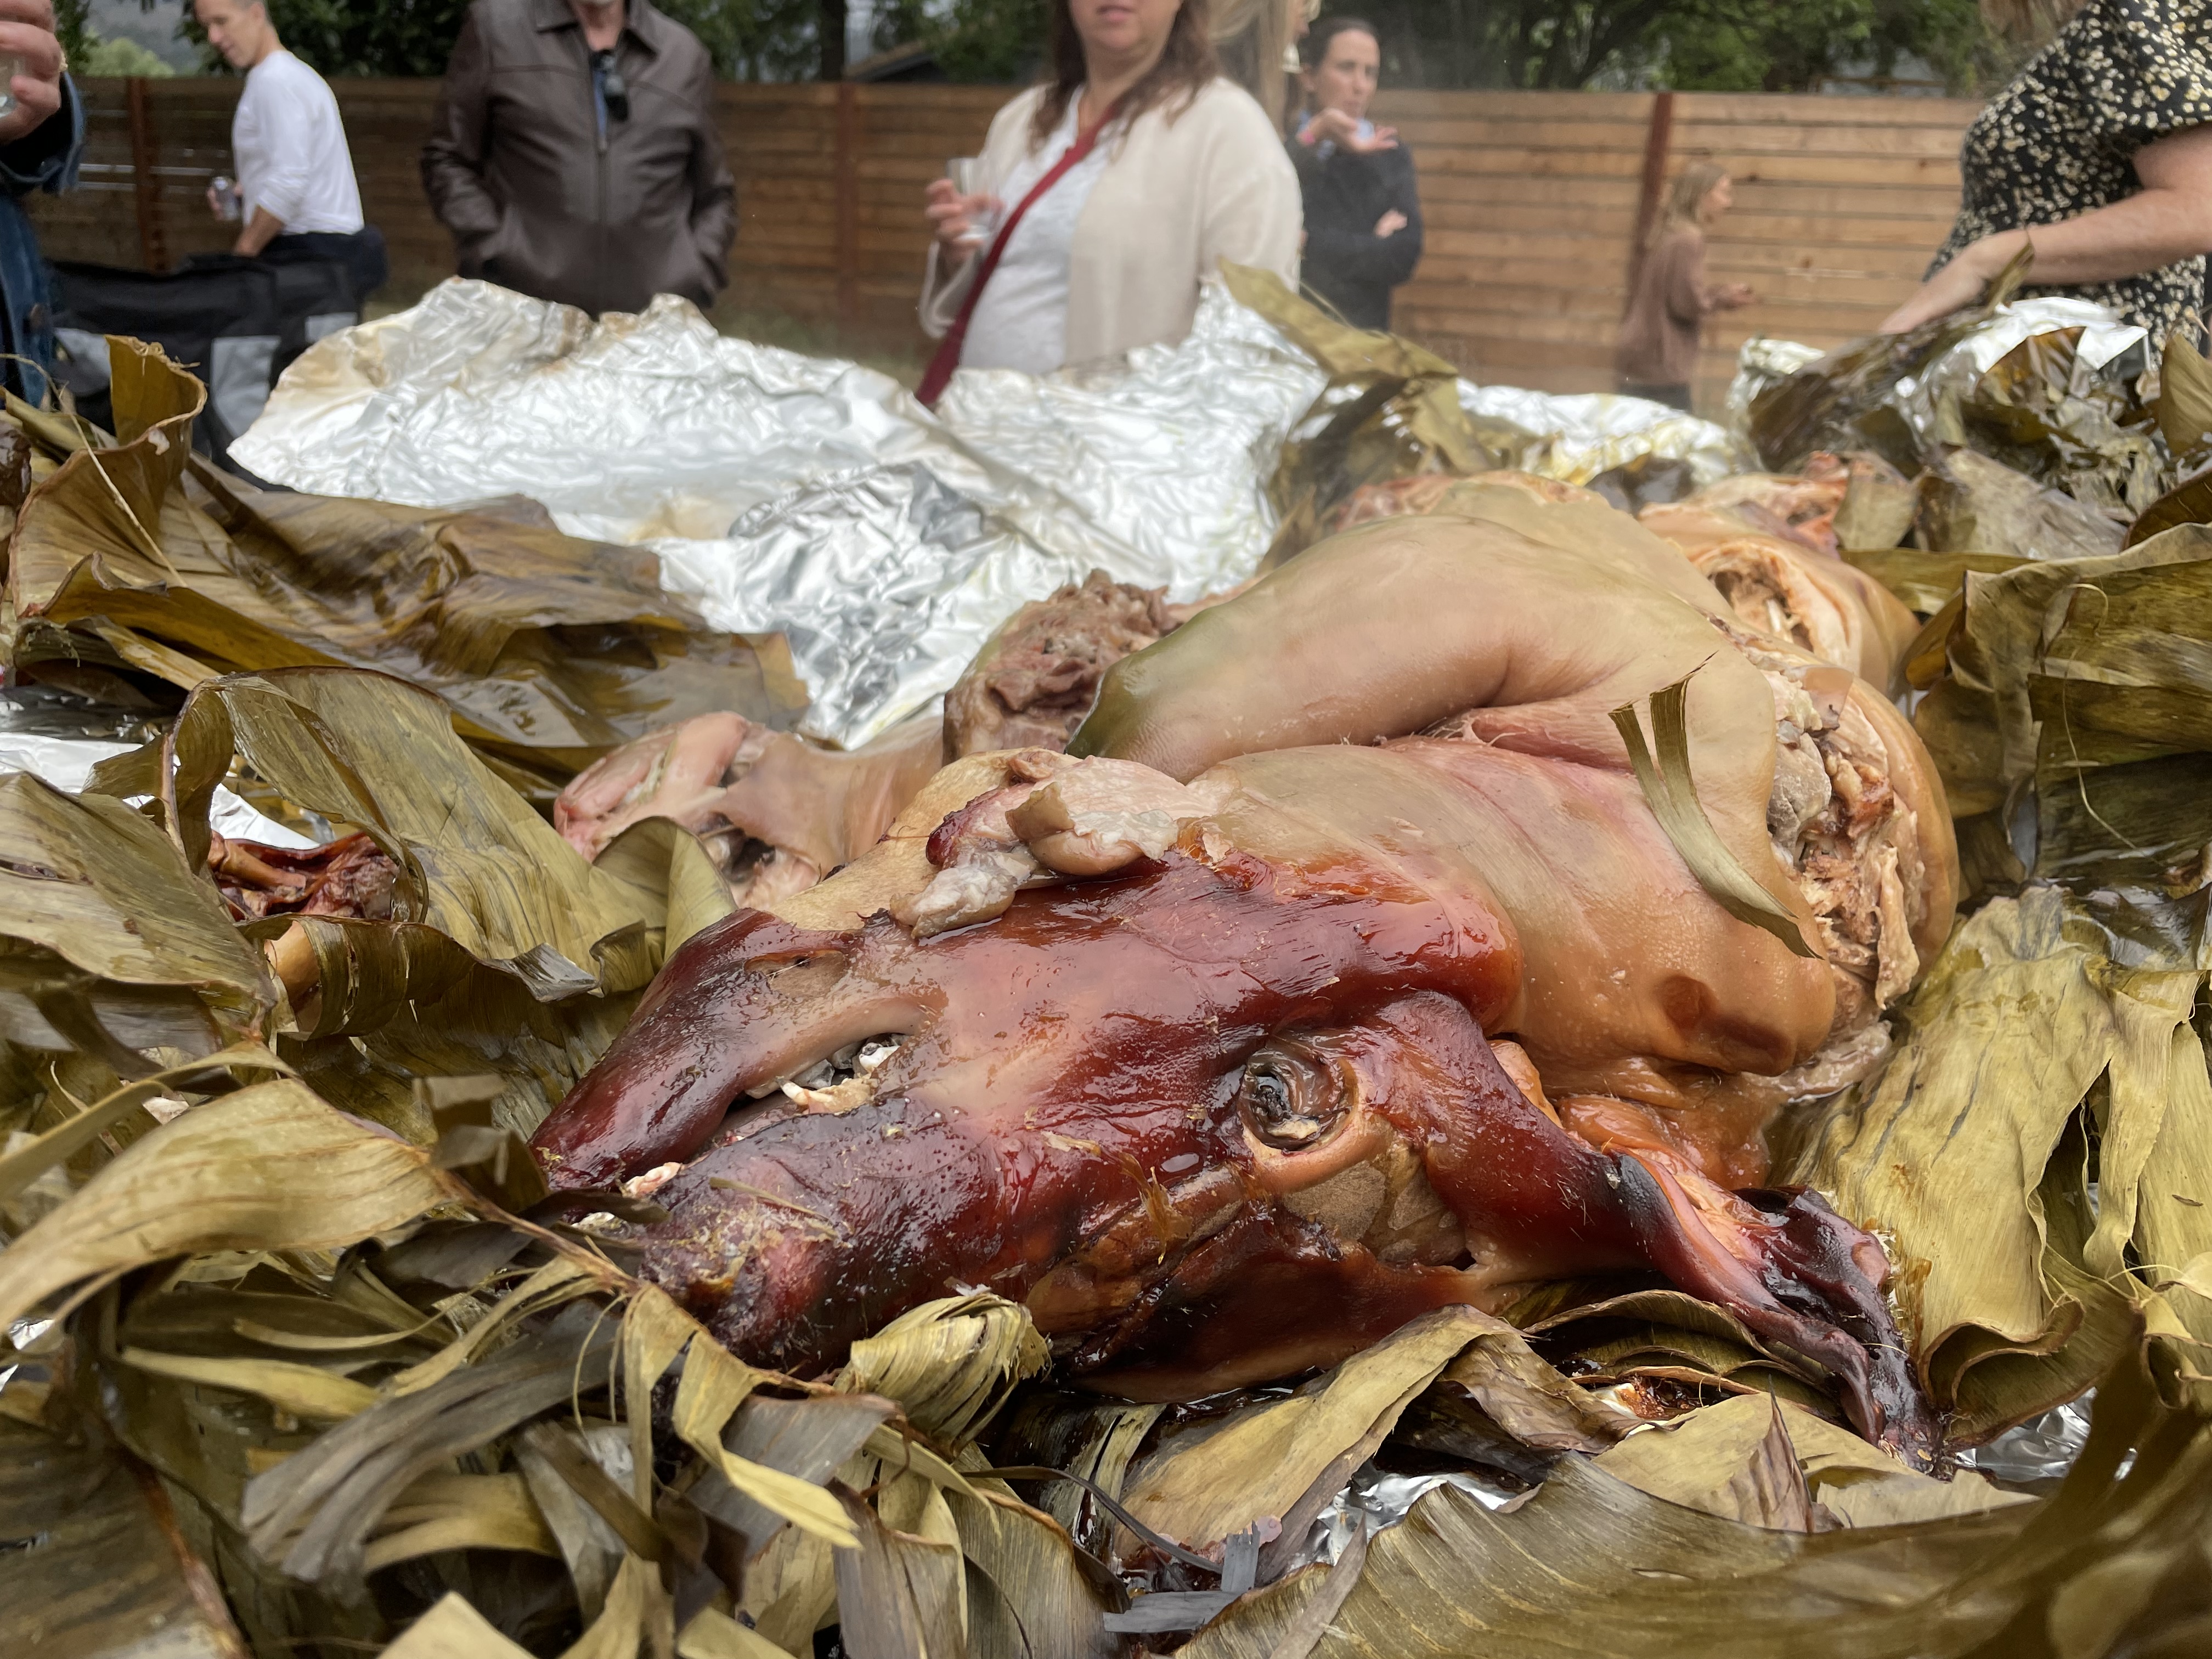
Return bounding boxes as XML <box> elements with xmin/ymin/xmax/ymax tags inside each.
<box><xmin>236</xmin><ymin>279</ymin><xmax>1325</xmax><ymax>749</ymax></box>
<box><xmin>1956</xmin><ymin>1392</ymin><xmax>2096</xmax><ymax>1487</ymax></box>
<box><xmin>1457</xmin><ymin>382</ymin><xmax>1753</xmax><ymax>488</ymax></box>
<box><xmin>1726</xmin><ymin>299</ymin><xmax>2149</xmax><ymax>454</ymax></box>
<box><xmin>1726</xmin><ymin>336</ymin><xmax>1827</xmax><ymax>437</ymax></box>
<box><xmin>232</xmin><ymin>282</ymin><xmax>942</xmax><ymax>544</ymax></box>
<box><xmin>0</xmin><ymin>692</ymin><xmax>309</xmax><ymax>845</ymax></box>
<box><xmin>1901</xmin><ymin>296</ymin><xmax>2149</xmax><ymax>442</ymax></box>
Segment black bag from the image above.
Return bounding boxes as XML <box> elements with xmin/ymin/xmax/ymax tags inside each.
<box><xmin>47</xmin><ymin>254</ymin><xmax>358</xmax><ymax>471</ymax></box>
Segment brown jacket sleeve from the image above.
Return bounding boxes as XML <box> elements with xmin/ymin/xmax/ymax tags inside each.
<box><xmin>1663</xmin><ymin>232</ymin><xmax>1717</xmax><ymax>326</ymax></box>
<box><xmin>683</xmin><ymin>48</ymin><xmax>736</xmax><ymax>290</ymax></box>
<box><xmin>420</xmin><ymin>8</ymin><xmax>503</xmax><ymax>249</ymax></box>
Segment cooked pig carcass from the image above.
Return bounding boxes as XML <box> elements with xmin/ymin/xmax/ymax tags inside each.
<box><xmin>944</xmin><ymin>569</ymin><xmax>1177</xmax><ymax>757</ymax></box>
<box><xmin>530</xmin><ymin>510</ymin><xmax>1956</xmax><ymax>1464</ymax></box>
<box><xmin>209</xmin><ymin>831</ymin><xmax>398</xmax><ymax>922</ymax></box>
<box><xmin>1639</xmin><ymin>501</ymin><xmax>1920</xmax><ymax>690</ymax></box>
<box><xmin>558</xmin><ymin>571</ymin><xmax>1248</xmax><ymax>906</ymax></box>
<box><xmin>553</xmin><ymin>713</ymin><xmax>944</xmax><ymax>908</ymax></box>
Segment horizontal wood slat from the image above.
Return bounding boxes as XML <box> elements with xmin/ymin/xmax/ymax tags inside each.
<box><xmin>30</xmin><ymin>79</ymin><xmax>1974</xmax><ymax>406</ymax></box>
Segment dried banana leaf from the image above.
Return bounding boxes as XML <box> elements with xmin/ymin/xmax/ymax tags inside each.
<box><xmin>1116</xmin><ymin>1306</ymin><xmax>1623</xmax><ymax>1572</ymax></box>
<box><xmin>1832</xmin><ymin>458</ymin><xmax>1921</xmax><ymax>552</ymax></box>
<box><xmin>1940</xmin><ymin>328</ymin><xmax>2165</xmax><ymax>521</ymax></box>
<box><xmin>1842</xmin><ymin>547</ymin><xmax>2023</xmax><ymax>616</ymax></box>
<box><xmin>2126</xmin><ymin>464</ymin><xmax>2212</xmax><ymax>546</ymax></box>
<box><xmin>0</xmin><ymin>1418</ymin><xmax>251</xmax><ymax>1659</ymax></box>
<box><xmin>838</xmin><ymin>1292</ymin><xmax>1050</xmax><ymax>1447</ymax></box>
<box><xmin>165</xmin><ymin>669</ymin><xmax>685</xmax><ymax>994</ymax></box>
<box><xmin>1911</xmin><ymin>527</ymin><xmax>2211</xmax><ymax>819</ymax></box>
<box><xmin>1221</xmin><ymin>264</ymin><xmax>1521</xmax><ymax>567</ymax></box>
<box><xmin>70</xmin><ymin>665</ymin><xmax>726</xmax><ymax>1139</ymax></box>
<box><xmin>1186</xmin><ymin>1350</ymin><xmax>2212</xmax><ymax>1659</ymax></box>
<box><xmin>1748</xmin><ymin>247</ymin><xmax>2033</xmax><ymax>472</ymax></box>
<box><xmin>0</xmin><ymin>769</ymin><xmax>271</xmax><ymax>1065</ymax></box>
<box><xmin>6</xmin><ymin>339</ymin><xmax>801</xmax><ymax>781</ymax></box>
<box><xmin>1916</xmin><ymin>447</ymin><xmax>2128</xmax><ymax>563</ymax></box>
<box><xmin>2155</xmin><ymin>331</ymin><xmax>2212</xmax><ymax>469</ymax></box>
<box><xmin>1611</xmin><ymin>672</ymin><xmax>1814</xmax><ymax>957</ymax></box>
<box><xmin>1590</xmin><ymin>1393</ymin><xmax>2029</xmax><ymax>1529</ymax></box>
<box><xmin>1788</xmin><ymin>887</ymin><xmax>2209</xmax><ymax>1437</ymax></box>
<box><xmin>0</xmin><ymin>1079</ymin><xmax>455</xmax><ymax>1333</ymax></box>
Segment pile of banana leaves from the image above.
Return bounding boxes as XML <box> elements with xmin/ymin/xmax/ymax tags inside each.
<box><xmin>3</xmin><ymin>321</ymin><xmax>2212</xmax><ymax>1659</ymax></box>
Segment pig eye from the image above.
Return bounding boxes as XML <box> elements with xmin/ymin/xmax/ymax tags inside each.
<box><xmin>1235</xmin><ymin>1043</ymin><xmax>1344</xmax><ymax>1150</ymax></box>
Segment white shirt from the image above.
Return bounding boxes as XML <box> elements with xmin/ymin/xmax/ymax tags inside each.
<box><xmin>960</xmin><ymin>97</ymin><xmax>1113</xmax><ymax>374</ymax></box>
<box><xmin>233</xmin><ymin>50</ymin><xmax>363</xmax><ymax>234</ymax></box>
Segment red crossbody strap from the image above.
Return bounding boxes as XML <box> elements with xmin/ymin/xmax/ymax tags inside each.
<box><xmin>917</xmin><ymin>99</ymin><xmax>1123</xmax><ymax>409</ymax></box>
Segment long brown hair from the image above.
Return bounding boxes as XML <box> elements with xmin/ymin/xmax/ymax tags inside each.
<box><xmin>1210</xmin><ymin>0</ymin><xmax>1294</xmax><ymax>129</ymax></box>
<box><xmin>1647</xmin><ymin>161</ymin><xmax>1727</xmax><ymax>249</ymax></box>
<box><xmin>1031</xmin><ymin>0</ymin><xmax>1222</xmax><ymax>146</ymax></box>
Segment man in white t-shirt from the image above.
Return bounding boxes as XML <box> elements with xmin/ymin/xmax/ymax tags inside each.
<box><xmin>195</xmin><ymin>0</ymin><xmax>386</xmax><ymax>306</ymax></box>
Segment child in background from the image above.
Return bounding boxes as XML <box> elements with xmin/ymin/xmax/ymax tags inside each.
<box><xmin>1616</xmin><ymin>162</ymin><xmax>1754</xmax><ymax>412</ymax></box>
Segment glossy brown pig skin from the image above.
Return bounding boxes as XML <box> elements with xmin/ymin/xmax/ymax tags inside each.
<box><xmin>532</xmin><ymin>752</ymin><xmax>1936</xmax><ymax>1460</ymax></box>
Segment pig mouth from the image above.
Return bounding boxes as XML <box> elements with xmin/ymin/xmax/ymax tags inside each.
<box><xmin>529</xmin><ymin>504</ymin><xmax>1956</xmax><ymax>1468</ymax></box>
<box><xmin>533</xmin><ymin>827</ymin><xmax>1939</xmax><ymax>1469</ymax></box>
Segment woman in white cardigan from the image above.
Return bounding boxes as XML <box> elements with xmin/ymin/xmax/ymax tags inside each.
<box><xmin>918</xmin><ymin>0</ymin><xmax>1300</xmax><ymax>400</ymax></box>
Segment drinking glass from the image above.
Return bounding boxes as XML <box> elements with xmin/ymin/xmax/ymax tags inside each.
<box><xmin>946</xmin><ymin>157</ymin><xmax>997</xmax><ymax>247</ymax></box>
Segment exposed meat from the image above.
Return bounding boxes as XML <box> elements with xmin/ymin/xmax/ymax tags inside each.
<box><xmin>1680</xmin><ymin>453</ymin><xmax>1853</xmax><ymax>554</ymax></box>
<box><xmin>944</xmin><ymin>571</ymin><xmax>1175</xmax><ymax>758</ymax></box>
<box><xmin>531</xmin><ymin>509</ymin><xmax>1957</xmax><ymax>1464</ymax></box>
<box><xmin>1639</xmin><ymin>503</ymin><xmax>1920</xmax><ymax>689</ymax></box>
<box><xmin>553</xmin><ymin>712</ymin><xmax>943</xmax><ymax>908</ymax></box>
<box><xmin>209</xmin><ymin>831</ymin><xmax>398</xmax><ymax>922</ymax></box>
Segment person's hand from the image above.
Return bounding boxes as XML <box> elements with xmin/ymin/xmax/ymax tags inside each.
<box><xmin>1720</xmin><ymin>282</ymin><xmax>1754</xmax><ymax>307</ymax></box>
<box><xmin>0</xmin><ymin>0</ymin><xmax>65</xmax><ymax>150</ymax></box>
<box><xmin>1300</xmin><ymin>108</ymin><xmax>1398</xmax><ymax>153</ymax></box>
<box><xmin>206</xmin><ymin>181</ymin><xmax>230</xmax><ymax>219</ymax></box>
<box><xmin>1878</xmin><ymin>236</ymin><xmax>2008</xmax><ymax>333</ymax></box>
<box><xmin>926</xmin><ymin>176</ymin><xmax>1000</xmax><ymax>268</ymax></box>
<box><xmin>1374</xmin><ymin>209</ymin><xmax>1408</xmax><ymax>239</ymax></box>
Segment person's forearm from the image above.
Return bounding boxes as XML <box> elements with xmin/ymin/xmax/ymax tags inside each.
<box><xmin>235</xmin><ymin>206</ymin><xmax>284</xmax><ymax>256</ymax></box>
<box><xmin>1950</xmin><ymin>188</ymin><xmax>2212</xmax><ymax>286</ymax></box>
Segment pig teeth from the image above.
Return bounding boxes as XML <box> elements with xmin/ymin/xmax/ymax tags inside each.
<box><xmin>781</xmin><ymin>1075</ymin><xmax>876</xmax><ymax>1113</ymax></box>
<box><xmin>855</xmin><ymin>1040</ymin><xmax>899</xmax><ymax>1074</ymax></box>
<box><xmin>622</xmin><ymin>1161</ymin><xmax>683</xmax><ymax>1199</ymax></box>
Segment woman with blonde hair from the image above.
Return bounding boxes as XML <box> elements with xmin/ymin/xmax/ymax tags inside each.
<box><xmin>1613</xmin><ymin>161</ymin><xmax>1754</xmax><ymax>412</ymax></box>
<box><xmin>916</xmin><ymin>0</ymin><xmax>1300</xmax><ymax>403</ymax></box>
<box><xmin>1880</xmin><ymin>0</ymin><xmax>2212</xmax><ymax>336</ymax></box>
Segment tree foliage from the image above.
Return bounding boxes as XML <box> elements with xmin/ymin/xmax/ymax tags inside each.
<box><xmin>1319</xmin><ymin>0</ymin><xmax>2010</xmax><ymax>94</ymax></box>
<box><xmin>116</xmin><ymin>0</ymin><xmax>2009</xmax><ymax>91</ymax></box>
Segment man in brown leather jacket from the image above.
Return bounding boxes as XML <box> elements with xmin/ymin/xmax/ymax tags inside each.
<box><xmin>421</xmin><ymin>0</ymin><xmax>736</xmax><ymax>317</ymax></box>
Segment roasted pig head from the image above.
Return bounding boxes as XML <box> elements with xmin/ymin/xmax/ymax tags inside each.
<box><xmin>532</xmin><ymin>513</ymin><xmax>1957</xmax><ymax>1464</ymax></box>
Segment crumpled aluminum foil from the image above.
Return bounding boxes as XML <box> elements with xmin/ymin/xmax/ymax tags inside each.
<box><xmin>231</xmin><ymin>283</ymin><xmax>944</xmax><ymax>544</ymax></box>
<box><xmin>237</xmin><ymin>279</ymin><xmax>1325</xmax><ymax>748</ymax></box>
<box><xmin>0</xmin><ymin>694</ymin><xmax>309</xmax><ymax>844</ymax></box>
<box><xmin>1725</xmin><ymin>298</ymin><xmax>2149</xmax><ymax>454</ymax></box>
<box><xmin>1956</xmin><ymin>1391</ymin><xmax>2096</xmax><ymax>1487</ymax></box>
<box><xmin>1726</xmin><ymin>336</ymin><xmax>1827</xmax><ymax>437</ymax></box>
<box><xmin>1297</xmin><ymin>1460</ymin><xmax>1519</xmax><ymax>1570</ymax></box>
<box><xmin>1458</xmin><ymin>382</ymin><xmax>1753</xmax><ymax>488</ymax></box>
<box><xmin>234</xmin><ymin>278</ymin><xmax>1752</xmax><ymax>748</ymax></box>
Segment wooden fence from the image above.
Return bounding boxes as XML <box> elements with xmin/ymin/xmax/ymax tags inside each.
<box><xmin>30</xmin><ymin>78</ymin><xmax>1979</xmax><ymax>407</ymax></box>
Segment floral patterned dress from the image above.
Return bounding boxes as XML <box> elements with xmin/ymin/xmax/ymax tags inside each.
<box><xmin>1933</xmin><ymin>0</ymin><xmax>2212</xmax><ymax>337</ymax></box>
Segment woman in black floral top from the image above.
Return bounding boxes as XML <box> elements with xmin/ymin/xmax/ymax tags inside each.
<box><xmin>1881</xmin><ymin>0</ymin><xmax>2212</xmax><ymax>337</ymax></box>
